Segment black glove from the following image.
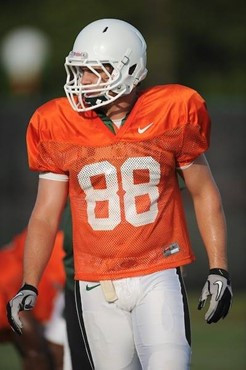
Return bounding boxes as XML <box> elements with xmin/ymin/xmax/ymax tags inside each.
<box><xmin>6</xmin><ymin>283</ymin><xmax>38</xmax><ymax>335</ymax></box>
<box><xmin>198</xmin><ymin>268</ymin><xmax>232</xmax><ymax>324</ymax></box>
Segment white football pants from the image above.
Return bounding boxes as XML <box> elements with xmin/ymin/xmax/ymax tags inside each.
<box><xmin>75</xmin><ymin>268</ymin><xmax>191</xmax><ymax>370</ymax></box>
<box><xmin>44</xmin><ymin>290</ymin><xmax>72</xmax><ymax>370</ymax></box>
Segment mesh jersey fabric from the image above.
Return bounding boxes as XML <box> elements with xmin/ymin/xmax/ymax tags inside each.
<box><xmin>26</xmin><ymin>84</ymin><xmax>211</xmax><ymax>281</ymax></box>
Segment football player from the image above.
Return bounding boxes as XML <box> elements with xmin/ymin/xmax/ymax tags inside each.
<box><xmin>7</xmin><ymin>19</ymin><xmax>232</xmax><ymax>370</ymax></box>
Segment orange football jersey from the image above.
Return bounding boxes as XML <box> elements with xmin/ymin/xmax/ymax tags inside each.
<box><xmin>26</xmin><ymin>84</ymin><xmax>211</xmax><ymax>281</ymax></box>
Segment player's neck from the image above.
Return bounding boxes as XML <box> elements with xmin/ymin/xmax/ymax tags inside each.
<box><xmin>102</xmin><ymin>89</ymin><xmax>138</xmax><ymax>121</ymax></box>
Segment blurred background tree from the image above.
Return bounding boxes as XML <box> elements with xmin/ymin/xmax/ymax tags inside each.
<box><xmin>0</xmin><ymin>0</ymin><xmax>245</xmax><ymax>290</ymax></box>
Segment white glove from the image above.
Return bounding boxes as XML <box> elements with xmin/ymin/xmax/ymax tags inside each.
<box><xmin>6</xmin><ymin>283</ymin><xmax>38</xmax><ymax>335</ymax></box>
<box><xmin>198</xmin><ymin>268</ymin><xmax>232</xmax><ymax>324</ymax></box>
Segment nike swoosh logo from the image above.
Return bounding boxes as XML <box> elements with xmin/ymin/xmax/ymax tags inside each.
<box><xmin>138</xmin><ymin>123</ymin><xmax>153</xmax><ymax>134</ymax></box>
<box><xmin>86</xmin><ymin>283</ymin><xmax>101</xmax><ymax>291</ymax></box>
<box><xmin>214</xmin><ymin>280</ymin><xmax>223</xmax><ymax>300</ymax></box>
<box><xmin>22</xmin><ymin>294</ymin><xmax>35</xmax><ymax>309</ymax></box>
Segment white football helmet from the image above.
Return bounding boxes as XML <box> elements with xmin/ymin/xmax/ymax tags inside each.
<box><xmin>64</xmin><ymin>18</ymin><xmax>147</xmax><ymax>112</ymax></box>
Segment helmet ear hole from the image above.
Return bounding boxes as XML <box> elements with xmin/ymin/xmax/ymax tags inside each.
<box><xmin>129</xmin><ymin>64</ymin><xmax>137</xmax><ymax>75</ymax></box>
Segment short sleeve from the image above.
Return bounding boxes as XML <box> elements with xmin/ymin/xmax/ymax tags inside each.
<box><xmin>26</xmin><ymin>108</ymin><xmax>67</xmax><ymax>175</ymax></box>
<box><xmin>176</xmin><ymin>91</ymin><xmax>211</xmax><ymax>169</ymax></box>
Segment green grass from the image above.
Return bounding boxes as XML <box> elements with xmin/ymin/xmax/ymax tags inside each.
<box><xmin>190</xmin><ymin>290</ymin><xmax>246</xmax><ymax>370</ymax></box>
<box><xmin>0</xmin><ymin>291</ymin><xmax>245</xmax><ymax>370</ymax></box>
<box><xmin>0</xmin><ymin>342</ymin><xmax>22</xmax><ymax>370</ymax></box>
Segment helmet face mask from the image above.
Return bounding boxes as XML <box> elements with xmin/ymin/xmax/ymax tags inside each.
<box><xmin>64</xmin><ymin>19</ymin><xmax>147</xmax><ymax>112</ymax></box>
<box><xmin>65</xmin><ymin>59</ymin><xmax>124</xmax><ymax>111</ymax></box>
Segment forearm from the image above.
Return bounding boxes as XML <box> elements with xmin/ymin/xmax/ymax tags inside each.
<box><xmin>22</xmin><ymin>177</ymin><xmax>68</xmax><ymax>287</ymax></box>
<box><xmin>23</xmin><ymin>215</ymin><xmax>59</xmax><ymax>287</ymax></box>
<box><xmin>193</xmin><ymin>186</ymin><xmax>228</xmax><ymax>270</ymax></box>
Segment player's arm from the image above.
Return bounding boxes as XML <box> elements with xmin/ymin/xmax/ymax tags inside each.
<box><xmin>181</xmin><ymin>154</ymin><xmax>227</xmax><ymax>269</ymax></box>
<box><xmin>23</xmin><ymin>177</ymin><xmax>68</xmax><ymax>287</ymax></box>
<box><xmin>180</xmin><ymin>154</ymin><xmax>232</xmax><ymax>323</ymax></box>
<box><xmin>7</xmin><ymin>177</ymin><xmax>68</xmax><ymax>334</ymax></box>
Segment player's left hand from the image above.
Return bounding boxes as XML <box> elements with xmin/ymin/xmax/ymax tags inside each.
<box><xmin>6</xmin><ymin>283</ymin><xmax>38</xmax><ymax>335</ymax></box>
<box><xmin>198</xmin><ymin>268</ymin><xmax>232</xmax><ymax>324</ymax></box>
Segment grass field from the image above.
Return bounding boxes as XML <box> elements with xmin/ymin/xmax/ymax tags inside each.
<box><xmin>0</xmin><ymin>291</ymin><xmax>245</xmax><ymax>370</ymax></box>
<box><xmin>190</xmin><ymin>291</ymin><xmax>245</xmax><ymax>370</ymax></box>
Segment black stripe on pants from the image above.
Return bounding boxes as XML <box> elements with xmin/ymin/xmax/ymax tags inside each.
<box><xmin>64</xmin><ymin>284</ymin><xmax>94</xmax><ymax>369</ymax></box>
<box><xmin>176</xmin><ymin>267</ymin><xmax>191</xmax><ymax>346</ymax></box>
